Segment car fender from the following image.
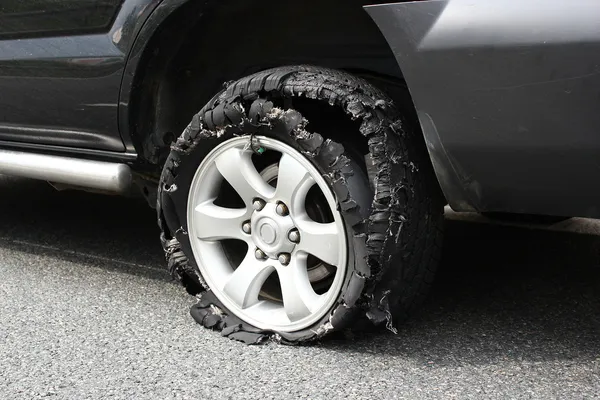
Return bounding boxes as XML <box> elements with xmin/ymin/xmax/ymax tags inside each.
<box><xmin>366</xmin><ymin>0</ymin><xmax>600</xmax><ymax>217</ymax></box>
<box><xmin>118</xmin><ymin>0</ymin><xmax>203</xmax><ymax>152</ymax></box>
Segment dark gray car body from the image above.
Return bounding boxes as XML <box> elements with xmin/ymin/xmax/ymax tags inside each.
<box><xmin>1</xmin><ymin>0</ymin><xmax>599</xmax><ymax>218</ymax></box>
<box><xmin>0</xmin><ymin>0</ymin><xmax>162</xmax><ymax>159</ymax></box>
<box><xmin>366</xmin><ymin>0</ymin><xmax>600</xmax><ymax>218</ymax></box>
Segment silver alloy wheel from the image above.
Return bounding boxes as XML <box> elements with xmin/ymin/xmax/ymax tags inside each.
<box><xmin>187</xmin><ymin>136</ymin><xmax>347</xmax><ymax>332</ymax></box>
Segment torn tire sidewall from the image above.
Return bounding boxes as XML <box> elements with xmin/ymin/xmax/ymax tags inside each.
<box><xmin>158</xmin><ymin>66</ymin><xmax>414</xmax><ymax>343</ymax></box>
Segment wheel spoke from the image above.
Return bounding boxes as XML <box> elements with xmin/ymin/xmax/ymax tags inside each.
<box><xmin>278</xmin><ymin>253</ymin><xmax>321</xmax><ymax>322</ymax></box>
<box><xmin>215</xmin><ymin>147</ymin><xmax>275</xmax><ymax>204</ymax></box>
<box><xmin>193</xmin><ymin>202</ymin><xmax>249</xmax><ymax>241</ymax></box>
<box><xmin>222</xmin><ymin>251</ymin><xmax>274</xmax><ymax>309</ymax></box>
<box><xmin>295</xmin><ymin>218</ymin><xmax>341</xmax><ymax>266</ymax></box>
<box><xmin>275</xmin><ymin>153</ymin><xmax>315</xmax><ymax>209</ymax></box>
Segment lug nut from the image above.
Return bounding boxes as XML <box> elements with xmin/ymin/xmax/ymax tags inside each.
<box><xmin>252</xmin><ymin>198</ymin><xmax>266</xmax><ymax>211</ymax></box>
<box><xmin>288</xmin><ymin>229</ymin><xmax>300</xmax><ymax>243</ymax></box>
<box><xmin>255</xmin><ymin>248</ymin><xmax>267</xmax><ymax>260</ymax></box>
<box><xmin>275</xmin><ymin>202</ymin><xmax>289</xmax><ymax>216</ymax></box>
<box><xmin>242</xmin><ymin>221</ymin><xmax>251</xmax><ymax>234</ymax></box>
<box><xmin>278</xmin><ymin>253</ymin><xmax>291</xmax><ymax>266</ymax></box>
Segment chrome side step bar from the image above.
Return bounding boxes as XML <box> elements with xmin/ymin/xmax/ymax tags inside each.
<box><xmin>0</xmin><ymin>149</ymin><xmax>132</xmax><ymax>193</ymax></box>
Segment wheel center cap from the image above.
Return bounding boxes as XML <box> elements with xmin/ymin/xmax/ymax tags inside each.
<box><xmin>259</xmin><ymin>223</ymin><xmax>277</xmax><ymax>244</ymax></box>
<box><xmin>251</xmin><ymin>202</ymin><xmax>297</xmax><ymax>259</ymax></box>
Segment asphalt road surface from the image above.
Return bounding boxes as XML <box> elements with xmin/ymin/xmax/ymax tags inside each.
<box><xmin>1</xmin><ymin>175</ymin><xmax>599</xmax><ymax>399</ymax></box>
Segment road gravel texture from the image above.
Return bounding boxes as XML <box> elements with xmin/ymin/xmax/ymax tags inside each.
<box><xmin>1</xmin><ymin>176</ymin><xmax>599</xmax><ymax>399</ymax></box>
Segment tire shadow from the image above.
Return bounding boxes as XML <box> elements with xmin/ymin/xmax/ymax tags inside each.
<box><xmin>323</xmin><ymin>218</ymin><xmax>600</xmax><ymax>364</ymax></box>
<box><xmin>0</xmin><ymin>175</ymin><xmax>167</xmax><ymax>281</ymax></box>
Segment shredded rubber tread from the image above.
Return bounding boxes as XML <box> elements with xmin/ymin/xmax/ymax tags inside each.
<box><xmin>157</xmin><ymin>65</ymin><xmax>444</xmax><ymax>343</ymax></box>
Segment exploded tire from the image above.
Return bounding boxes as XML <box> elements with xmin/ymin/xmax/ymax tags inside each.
<box><xmin>158</xmin><ymin>66</ymin><xmax>444</xmax><ymax>344</ymax></box>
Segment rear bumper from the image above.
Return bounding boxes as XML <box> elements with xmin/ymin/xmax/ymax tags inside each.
<box><xmin>365</xmin><ymin>1</ymin><xmax>600</xmax><ymax>217</ymax></box>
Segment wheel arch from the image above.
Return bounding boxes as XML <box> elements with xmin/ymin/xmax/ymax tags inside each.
<box><xmin>119</xmin><ymin>0</ymin><xmax>427</xmax><ymax>168</ymax></box>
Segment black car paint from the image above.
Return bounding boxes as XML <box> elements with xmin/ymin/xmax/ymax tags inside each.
<box><xmin>0</xmin><ymin>0</ymin><xmax>162</xmax><ymax>156</ymax></box>
<box><xmin>366</xmin><ymin>0</ymin><xmax>600</xmax><ymax>218</ymax></box>
<box><xmin>1</xmin><ymin>0</ymin><xmax>600</xmax><ymax>218</ymax></box>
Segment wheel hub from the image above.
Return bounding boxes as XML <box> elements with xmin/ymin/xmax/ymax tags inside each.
<box><xmin>250</xmin><ymin>202</ymin><xmax>296</xmax><ymax>259</ymax></box>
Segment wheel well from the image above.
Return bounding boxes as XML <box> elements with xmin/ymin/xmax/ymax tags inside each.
<box><xmin>129</xmin><ymin>0</ymin><xmax>416</xmax><ymax>167</ymax></box>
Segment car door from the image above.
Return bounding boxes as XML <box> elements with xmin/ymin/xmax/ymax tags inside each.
<box><xmin>0</xmin><ymin>0</ymin><xmax>128</xmax><ymax>153</ymax></box>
